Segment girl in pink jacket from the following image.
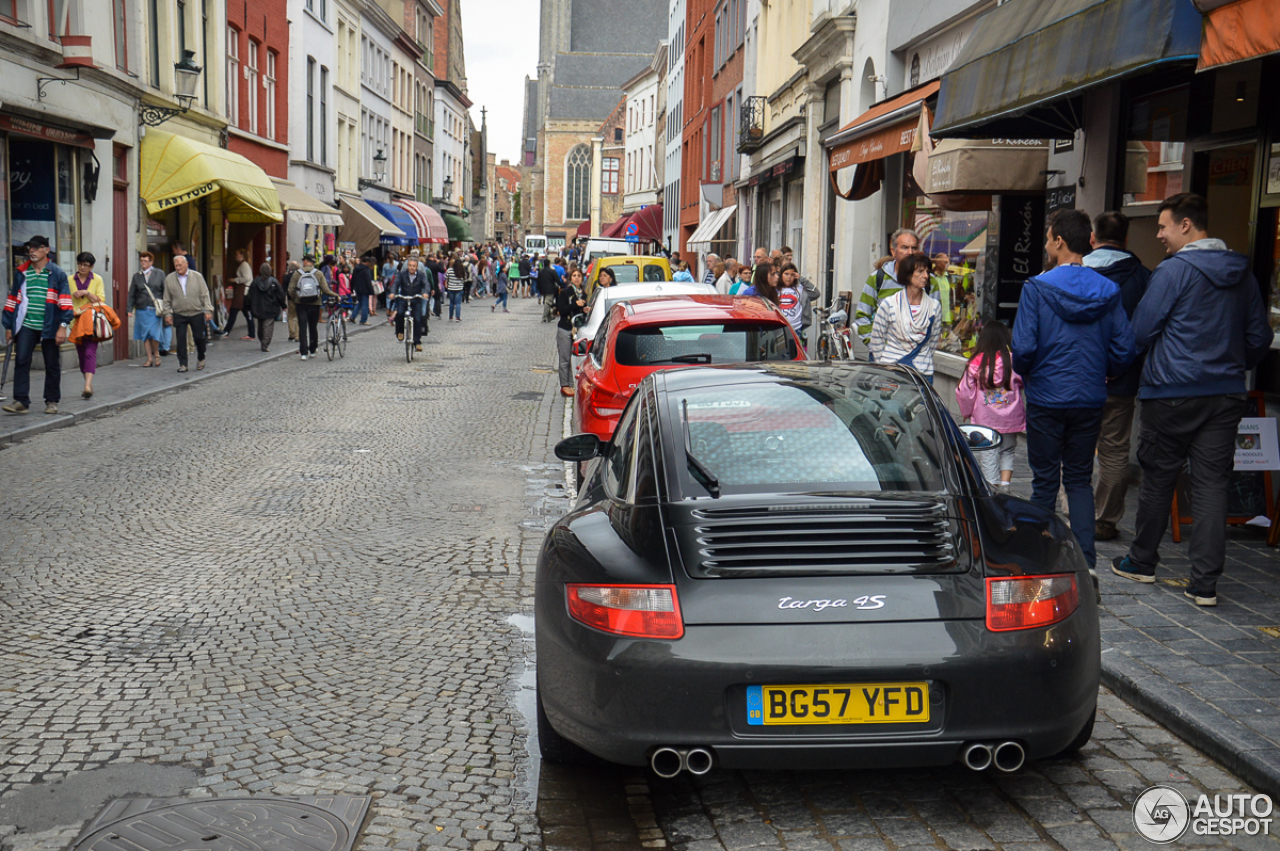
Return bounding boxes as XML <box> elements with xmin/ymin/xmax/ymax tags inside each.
<box><xmin>956</xmin><ymin>321</ymin><xmax>1025</xmax><ymax>488</ymax></box>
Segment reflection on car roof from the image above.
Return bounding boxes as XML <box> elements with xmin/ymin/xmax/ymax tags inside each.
<box><xmin>613</xmin><ymin>294</ymin><xmax>782</xmax><ymax>321</ymax></box>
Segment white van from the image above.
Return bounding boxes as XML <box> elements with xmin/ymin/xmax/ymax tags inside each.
<box><xmin>525</xmin><ymin>234</ymin><xmax>548</xmax><ymax>254</ymax></box>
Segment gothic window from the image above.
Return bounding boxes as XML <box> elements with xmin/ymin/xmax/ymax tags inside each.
<box><xmin>565</xmin><ymin>144</ymin><xmax>591</xmax><ymax>221</ymax></box>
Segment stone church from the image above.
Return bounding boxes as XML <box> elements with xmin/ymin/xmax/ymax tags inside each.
<box><xmin>522</xmin><ymin>0</ymin><xmax>666</xmax><ymax>244</ymax></box>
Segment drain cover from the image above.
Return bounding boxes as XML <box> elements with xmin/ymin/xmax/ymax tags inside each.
<box><xmin>71</xmin><ymin>796</ymin><xmax>371</xmax><ymax>851</ymax></box>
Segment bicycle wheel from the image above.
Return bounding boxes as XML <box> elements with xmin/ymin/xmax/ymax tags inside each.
<box><xmin>326</xmin><ymin>316</ymin><xmax>336</xmax><ymax>360</ymax></box>
<box><xmin>405</xmin><ymin>316</ymin><xmax>414</xmax><ymax>363</ymax></box>
<box><xmin>337</xmin><ymin>314</ymin><xmax>347</xmax><ymax>358</ymax></box>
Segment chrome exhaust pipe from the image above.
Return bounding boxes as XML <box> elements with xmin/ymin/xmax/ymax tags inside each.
<box><xmin>650</xmin><ymin>747</ymin><xmax>683</xmax><ymax>779</ymax></box>
<box><xmin>684</xmin><ymin>748</ymin><xmax>713</xmax><ymax>776</ymax></box>
<box><xmin>962</xmin><ymin>742</ymin><xmax>993</xmax><ymax>771</ymax></box>
<box><xmin>993</xmin><ymin>741</ymin><xmax>1025</xmax><ymax>773</ymax></box>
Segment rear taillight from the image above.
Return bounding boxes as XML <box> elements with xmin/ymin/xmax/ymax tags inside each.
<box><xmin>567</xmin><ymin>584</ymin><xmax>684</xmax><ymax>639</ymax></box>
<box><xmin>986</xmin><ymin>574</ymin><xmax>1079</xmax><ymax>632</ymax></box>
<box><xmin>590</xmin><ymin>390</ymin><xmax>629</xmax><ymax>418</ymax></box>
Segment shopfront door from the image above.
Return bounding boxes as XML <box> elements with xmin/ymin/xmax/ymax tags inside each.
<box><xmin>112</xmin><ymin>147</ymin><xmax>130</xmax><ymax>361</ymax></box>
<box><xmin>1192</xmin><ymin>141</ymin><xmax>1259</xmax><ymax>256</ymax></box>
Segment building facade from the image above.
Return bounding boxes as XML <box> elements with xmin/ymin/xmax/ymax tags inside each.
<box><xmin>663</xmin><ymin>0</ymin><xmax>686</xmax><ymax>252</ymax></box>
<box><xmin>622</xmin><ymin>44</ymin><xmax>666</xmax><ymax>215</ymax></box>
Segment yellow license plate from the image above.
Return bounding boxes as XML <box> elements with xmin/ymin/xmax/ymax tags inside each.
<box><xmin>746</xmin><ymin>682</ymin><xmax>930</xmax><ymax>725</ymax></box>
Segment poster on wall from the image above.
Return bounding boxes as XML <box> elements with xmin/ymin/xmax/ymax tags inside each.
<box><xmin>1235</xmin><ymin>417</ymin><xmax>1280</xmax><ymax>470</ymax></box>
<box><xmin>8</xmin><ymin>139</ymin><xmax>56</xmax><ymax>256</ymax></box>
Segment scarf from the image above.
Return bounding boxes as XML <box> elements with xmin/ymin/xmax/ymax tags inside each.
<box><xmin>891</xmin><ymin>287</ymin><xmax>939</xmax><ymax>344</ymax></box>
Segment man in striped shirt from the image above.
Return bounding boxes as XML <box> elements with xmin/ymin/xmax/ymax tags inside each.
<box><xmin>854</xmin><ymin>228</ymin><xmax>920</xmax><ymax>347</ymax></box>
<box><xmin>2</xmin><ymin>236</ymin><xmax>73</xmax><ymax>415</ymax></box>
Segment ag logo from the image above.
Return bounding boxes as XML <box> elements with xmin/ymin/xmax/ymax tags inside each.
<box><xmin>1133</xmin><ymin>785</ymin><xmax>1190</xmax><ymax>843</ymax></box>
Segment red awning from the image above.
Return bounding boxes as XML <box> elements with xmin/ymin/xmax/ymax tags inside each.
<box><xmin>393</xmin><ymin>199</ymin><xmax>450</xmax><ymax>244</ymax></box>
<box><xmin>574</xmin><ymin>220</ymin><xmax>591</xmax><ymax>239</ymax></box>
<box><xmin>1198</xmin><ymin>0</ymin><xmax>1280</xmax><ymax>70</ymax></box>
<box><xmin>827</xmin><ymin>81</ymin><xmax>939</xmax><ymax>173</ymax></box>
<box><xmin>601</xmin><ymin>213</ymin><xmax>634</xmax><ymax>238</ymax></box>
<box><xmin>626</xmin><ymin>204</ymin><xmax>663</xmax><ymax>243</ymax></box>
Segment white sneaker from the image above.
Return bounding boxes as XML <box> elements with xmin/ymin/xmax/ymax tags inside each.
<box><xmin>301</xmin><ymin>353</ymin><xmax>308</xmax><ymax>360</ymax></box>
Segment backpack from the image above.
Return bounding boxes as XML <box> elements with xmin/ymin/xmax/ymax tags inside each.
<box><xmin>297</xmin><ymin>269</ymin><xmax>320</xmax><ymax>299</ymax></box>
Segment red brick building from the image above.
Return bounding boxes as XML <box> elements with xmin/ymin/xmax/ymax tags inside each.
<box><xmin>225</xmin><ymin>0</ymin><xmax>290</xmax><ymax>279</ymax></box>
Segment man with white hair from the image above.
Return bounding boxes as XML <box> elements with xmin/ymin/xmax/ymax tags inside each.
<box><xmin>855</xmin><ymin>228</ymin><xmax>920</xmax><ymax>346</ymax></box>
<box><xmin>702</xmin><ymin>253</ymin><xmax>720</xmax><ymax>285</ymax></box>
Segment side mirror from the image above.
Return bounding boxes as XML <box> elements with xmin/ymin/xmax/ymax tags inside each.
<box><xmin>571</xmin><ymin>338</ymin><xmax>591</xmax><ymax>356</ymax></box>
<box><xmin>555</xmin><ymin>432</ymin><xmax>604</xmax><ymax>462</ymax></box>
<box><xmin>572</xmin><ymin>313</ymin><xmax>589</xmax><ymax>329</ymax></box>
<box><xmin>958</xmin><ymin>424</ymin><xmax>1003</xmax><ymax>451</ymax></box>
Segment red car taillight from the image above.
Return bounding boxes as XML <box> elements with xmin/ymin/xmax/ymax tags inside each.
<box><xmin>986</xmin><ymin>574</ymin><xmax>1079</xmax><ymax>632</ymax></box>
<box><xmin>567</xmin><ymin>584</ymin><xmax>684</xmax><ymax>639</ymax></box>
<box><xmin>590</xmin><ymin>389</ymin><xmax>630</xmax><ymax>419</ymax></box>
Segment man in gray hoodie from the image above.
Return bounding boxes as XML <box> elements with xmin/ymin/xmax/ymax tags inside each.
<box><xmin>1112</xmin><ymin>193</ymin><xmax>1274</xmax><ymax>605</ymax></box>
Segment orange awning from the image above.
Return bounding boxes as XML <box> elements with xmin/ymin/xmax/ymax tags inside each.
<box><xmin>827</xmin><ymin>81</ymin><xmax>939</xmax><ymax>173</ymax></box>
<box><xmin>1198</xmin><ymin>0</ymin><xmax>1280</xmax><ymax>70</ymax></box>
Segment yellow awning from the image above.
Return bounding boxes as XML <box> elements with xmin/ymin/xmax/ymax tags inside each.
<box><xmin>140</xmin><ymin>128</ymin><xmax>283</xmax><ymax>223</ymax></box>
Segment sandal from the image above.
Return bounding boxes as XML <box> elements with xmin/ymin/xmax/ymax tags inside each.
<box><xmin>177</xmin><ymin>366</ymin><xmax>189</xmax><ymax>373</ymax></box>
<box><xmin>197</xmin><ymin>361</ymin><xmax>206</xmax><ymax>371</ymax></box>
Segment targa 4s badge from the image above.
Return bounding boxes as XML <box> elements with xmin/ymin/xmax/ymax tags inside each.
<box><xmin>777</xmin><ymin>596</ymin><xmax>886</xmax><ymax>611</ymax></box>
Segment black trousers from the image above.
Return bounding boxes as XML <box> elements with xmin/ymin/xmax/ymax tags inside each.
<box><xmin>297</xmin><ymin>303</ymin><xmax>320</xmax><ymax>354</ymax></box>
<box><xmin>393</xmin><ymin>298</ymin><xmax>427</xmax><ymax>344</ymax></box>
<box><xmin>1129</xmin><ymin>394</ymin><xmax>1248</xmax><ymax>595</ymax></box>
<box><xmin>225</xmin><ymin>308</ymin><xmax>255</xmax><ymax>338</ymax></box>
<box><xmin>12</xmin><ymin>326</ymin><xmax>60</xmax><ymax>405</ymax></box>
<box><xmin>172</xmin><ymin>314</ymin><xmax>208</xmax><ymax>367</ymax></box>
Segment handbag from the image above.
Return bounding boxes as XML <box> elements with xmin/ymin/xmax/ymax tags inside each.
<box><xmin>373</xmin><ymin>280</ymin><xmax>385</xmax><ymax>296</ymax></box>
<box><xmin>140</xmin><ymin>272</ymin><xmax>166</xmax><ymax>315</ymax></box>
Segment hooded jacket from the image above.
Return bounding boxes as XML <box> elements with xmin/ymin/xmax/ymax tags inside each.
<box><xmin>248</xmin><ymin>274</ymin><xmax>288</xmax><ymax>320</ymax></box>
<box><xmin>1083</xmin><ymin>247</ymin><xmax>1151</xmax><ymax>397</ymax></box>
<box><xmin>1132</xmin><ymin>240</ymin><xmax>1273</xmax><ymax>400</ymax></box>
<box><xmin>1011</xmin><ymin>264</ymin><xmax>1136</xmax><ymax>409</ymax></box>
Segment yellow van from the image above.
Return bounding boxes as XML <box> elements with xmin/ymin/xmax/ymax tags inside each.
<box><xmin>584</xmin><ymin>255</ymin><xmax>672</xmax><ymax>297</ymax></box>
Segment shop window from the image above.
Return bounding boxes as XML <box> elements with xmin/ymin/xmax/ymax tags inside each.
<box><xmin>1124</xmin><ymin>83</ymin><xmax>1191</xmax><ymax>268</ymax></box>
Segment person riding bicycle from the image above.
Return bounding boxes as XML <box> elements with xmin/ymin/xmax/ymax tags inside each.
<box><xmin>389</xmin><ymin>256</ymin><xmax>430</xmax><ymax>352</ymax></box>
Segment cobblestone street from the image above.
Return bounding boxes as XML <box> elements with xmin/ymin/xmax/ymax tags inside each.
<box><xmin>1</xmin><ymin>298</ymin><xmax>1278</xmax><ymax>851</ymax></box>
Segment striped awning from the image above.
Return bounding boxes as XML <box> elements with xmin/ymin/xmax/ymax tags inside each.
<box><xmin>393</xmin><ymin>199</ymin><xmax>450</xmax><ymax>244</ymax></box>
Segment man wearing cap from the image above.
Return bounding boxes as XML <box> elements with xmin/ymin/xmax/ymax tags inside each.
<box><xmin>2</xmin><ymin>236</ymin><xmax>73</xmax><ymax>414</ymax></box>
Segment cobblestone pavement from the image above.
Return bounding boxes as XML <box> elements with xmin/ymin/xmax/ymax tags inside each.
<box><xmin>2</xmin><ymin>295</ymin><xmax>1279</xmax><ymax>851</ymax></box>
<box><xmin>0</xmin><ymin>297</ymin><xmax>563</xmax><ymax>850</ymax></box>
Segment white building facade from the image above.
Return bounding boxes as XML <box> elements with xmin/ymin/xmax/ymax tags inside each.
<box><xmin>662</xmin><ymin>0</ymin><xmax>686</xmax><ymax>253</ymax></box>
<box><xmin>433</xmin><ymin>80</ymin><xmax>470</xmax><ymax>212</ymax></box>
<box><xmin>358</xmin><ymin>0</ymin><xmax>396</xmax><ymax>203</ymax></box>
<box><xmin>622</xmin><ymin>45</ymin><xmax>665</xmax><ymax>215</ymax></box>
<box><xmin>288</xmin><ymin>0</ymin><xmax>339</xmax><ymax>258</ymax></box>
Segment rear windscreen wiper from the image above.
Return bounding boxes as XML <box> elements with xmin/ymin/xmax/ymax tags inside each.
<box><xmin>665</xmin><ymin>353</ymin><xmax>714</xmax><ymax>364</ymax></box>
<box><xmin>682</xmin><ymin>398</ymin><xmax>721</xmax><ymax>498</ymax></box>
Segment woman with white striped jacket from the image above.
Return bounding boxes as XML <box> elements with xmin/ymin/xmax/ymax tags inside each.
<box><xmin>868</xmin><ymin>253</ymin><xmax>942</xmax><ymax>383</ymax></box>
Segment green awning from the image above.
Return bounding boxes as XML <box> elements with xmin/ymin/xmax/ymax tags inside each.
<box><xmin>442</xmin><ymin>211</ymin><xmax>473</xmax><ymax>242</ymax></box>
<box><xmin>933</xmin><ymin>0</ymin><xmax>1202</xmax><ymax>138</ymax></box>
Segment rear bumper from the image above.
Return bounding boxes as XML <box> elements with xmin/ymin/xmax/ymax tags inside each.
<box><xmin>536</xmin><ymin>586</ymin><xmax>1099</xmax><ymax>769</ymax></box>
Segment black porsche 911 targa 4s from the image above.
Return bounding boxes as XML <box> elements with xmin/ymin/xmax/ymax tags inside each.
<box><xmin>537</xmin><ymin>362</ymin><xmax>1099</xmax><ymax>778</ymax></box>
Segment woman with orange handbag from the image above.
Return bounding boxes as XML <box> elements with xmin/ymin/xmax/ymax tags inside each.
<box><xmin>70</xmin><ymin>252</ymin><xmax>106</xmax><ymax>399</ymax></box>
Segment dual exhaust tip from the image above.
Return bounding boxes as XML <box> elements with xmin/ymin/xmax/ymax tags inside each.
<box><xmin>962</xmin><ymin>741</ymin><xmax>1025</xmax><ymax>773</ymax></box>
<box><xmin>650</xmin><ymin>746</ymin><xmax>713</xmax><ymax>778</ymax></box>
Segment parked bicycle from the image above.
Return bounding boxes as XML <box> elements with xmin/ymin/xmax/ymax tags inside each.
<box><xmin>814</xmin><ymin>297</ymin><xmax>853</xmax><ymax>361</ymax></box>
<box><xmin>323</xmin><ymin>296</ymin><xmax>349</xmax><ymax>361</ymax></box>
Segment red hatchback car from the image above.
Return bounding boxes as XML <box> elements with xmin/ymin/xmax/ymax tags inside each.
<box><xmin>572</xmin><ymin>295</ymin><xmax>806</xmax><ymax>441</ymax></box>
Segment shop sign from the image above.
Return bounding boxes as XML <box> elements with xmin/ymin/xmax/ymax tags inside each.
<box><xmin>0</xmin><ymin>115</ymin><xmax>95</xmax><ymax>150</ymax></box>
<box><xmin>1235</xmin><ymin>418</ymin><xmax>1280</xmax><ymax>470</ymax></box>
<box><xmin>152</xmin><ymin>182</ymin><xmax>218</xmax><ymax>211</ymax></box>
<box><xmin>9</xmin><ymin>139</ymin><xmax>56</xmax><ymax>244</ymax></box>
<box><xmin>1045</xmin><ymin>185</ymin><xmax>1077</xmax><ymax>215</ymax></box>
<box><xmin>906</xmin><ymin>17</ymin><xmax>979</xmax><ymax>88</ymax></box>
<box><xmin>996</xmin><ymin>195</ymin><xmax>1045</xmax><ymax>316</ymax></box>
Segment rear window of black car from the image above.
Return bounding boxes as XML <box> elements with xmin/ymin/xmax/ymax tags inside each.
<box><xmin>615</xmin><ymin>323</ymin><xmax>797</xmax><ymax>366</ymax></box>
<box><xmin>669</xmin><ymin>380</ymin><xmax>946</xmax><ymax>496</ymax></box>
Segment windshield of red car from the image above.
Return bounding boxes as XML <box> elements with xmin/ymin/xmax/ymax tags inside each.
<box><xmin>615</xmin><ymin>322</ymin><xmax>797</xmax><ymax>366</ymax></box>
<box><xmin>670</xmin><ymin>380</ymin><xmax>946</xmax><ymax>496</ymax></box>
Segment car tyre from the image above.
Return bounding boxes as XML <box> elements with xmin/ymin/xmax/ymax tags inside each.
<box><xmin>537</xmin><ymin>680</ymin><xmax>595</xmax><ymax>765</ymax></box>
<box><xmin>1056</xmin><ymin>706</ymin><xmax>1096</xmax><ymax>757</ymax></box>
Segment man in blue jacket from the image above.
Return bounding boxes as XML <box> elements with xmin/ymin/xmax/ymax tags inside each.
<box><xmin>2</xmin><ymin>235</ymin><xmax>73</xmax><ymax>415</ymax></box>
<box><xmin>1012</xmin><ymin>209</ymin><xmax>1136</xmax><ymax>571</ymax></box>
<box><xmin>1112</xmin><ymin>193</ymin><xmax>1273</xmax><ymax>606</ymax></box>
<box><xmin>1085</xmin><ymin>211</ymin><xmax>1152</xmax><ymax>543</ymax></box>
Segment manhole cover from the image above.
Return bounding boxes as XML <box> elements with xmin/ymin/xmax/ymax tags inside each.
<box><xmin>72</xmin><ymin>796</ymin><xmax>372</xmax><ymax>851</ymax></box>
<box><xmin>511</xmin><ymin>391</ymin><xmax>542</xmax><ymax>401</ymax></box>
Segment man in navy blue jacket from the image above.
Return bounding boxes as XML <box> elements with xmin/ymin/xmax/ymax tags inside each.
<box><xmin>1085</xmin><ymin>212</ymin><xmax>1152</xmax><ymax>543</ymax></box>
<box><xmin>1112</xmin><ymin>193</ymin><xmax>1273</xmax><ymax>606</ymax></box>
<box><xmin>1013</xmin><ymin>209</ymin><xmax>1136</xmax><ymax>571</ymax></box>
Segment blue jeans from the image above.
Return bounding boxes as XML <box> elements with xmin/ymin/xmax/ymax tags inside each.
<box><xmin>495</xmin><ymin>291</ymin><xmax>508</xmax><ymax>310</ymax></box>
<box><xmin>1025</xmin><ymin>403</ymin><xmax>1104</xmax><ymax>568</ymax></box>
<box><xmin>162</xmin><ymin>322</ymin><xmax>173</xmax><ymax>352</ymax></box>
<box><xmin>349</xmin><ymin>297</ymin><xmax>370</xmax><ymax>324</ymax></box>
<box><xmin>448</xmin><ymin>290</ymin><xmax>462</xmax><ymax>320</ymax></box>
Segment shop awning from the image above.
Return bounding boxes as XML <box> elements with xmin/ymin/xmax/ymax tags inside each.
<box><xmin>1198</xmin><ymin>0</ymin><xmax>1280</xmax><ymax>70</ymax></box>
<box><xmin>626</xmin><ymin>204</ymin><xmax>663</xmax><ymax>243</ymax></box>
<box><xmin>932</xmin><ymin>0</ymin><xmax>1202</xmax><ymax>137</ymax></box>
<box><xmin>826</xmin><ymin>82</ymin><xmax>939</xmax><ymax>173</ymax></box>
<box><xmin>366</xmin><ymin>200</ymin><xmax>420</xmax><ymax>244</ymax></box>
<box><xmin>574</xmin><ymin>221</ymin><xmax>592</xmax><ymax>239</ymax></box>
<box><xmin>271</xmin><ymin>179</ymin><xmax>344</xmax><ymax>227</ymax></box>
<box><xmin>442</xmin><ymin>211</ymin><xmax>473</xmax><ymax>242</ymax></box>
<box><xmin>924</xmin><ymin>139</ymin><xmax>1050</xmax><ymax>195</ymax></box>
<box><xmin>601</xmin><ymin>213</ymin><xmax>634</xmax><ymax>238</ymax></box>
<box><xmin>338</xmin><ymin>195</ymin><xmax>409</xmax><ymax>251</ymax></box>
<box><xmin>140</xmin><ymin>128</ymin><xmax>282</xmax><ymax>223</ymax></box>
<box><xmin>686</xmin><ymin>206</ymin><xmax>738</xmax><ymax>250</ymax></box>
<box><xmin>393</xmin><ymin>199</ymin><xmax>450</xmax><ymax>244</ymax></box>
